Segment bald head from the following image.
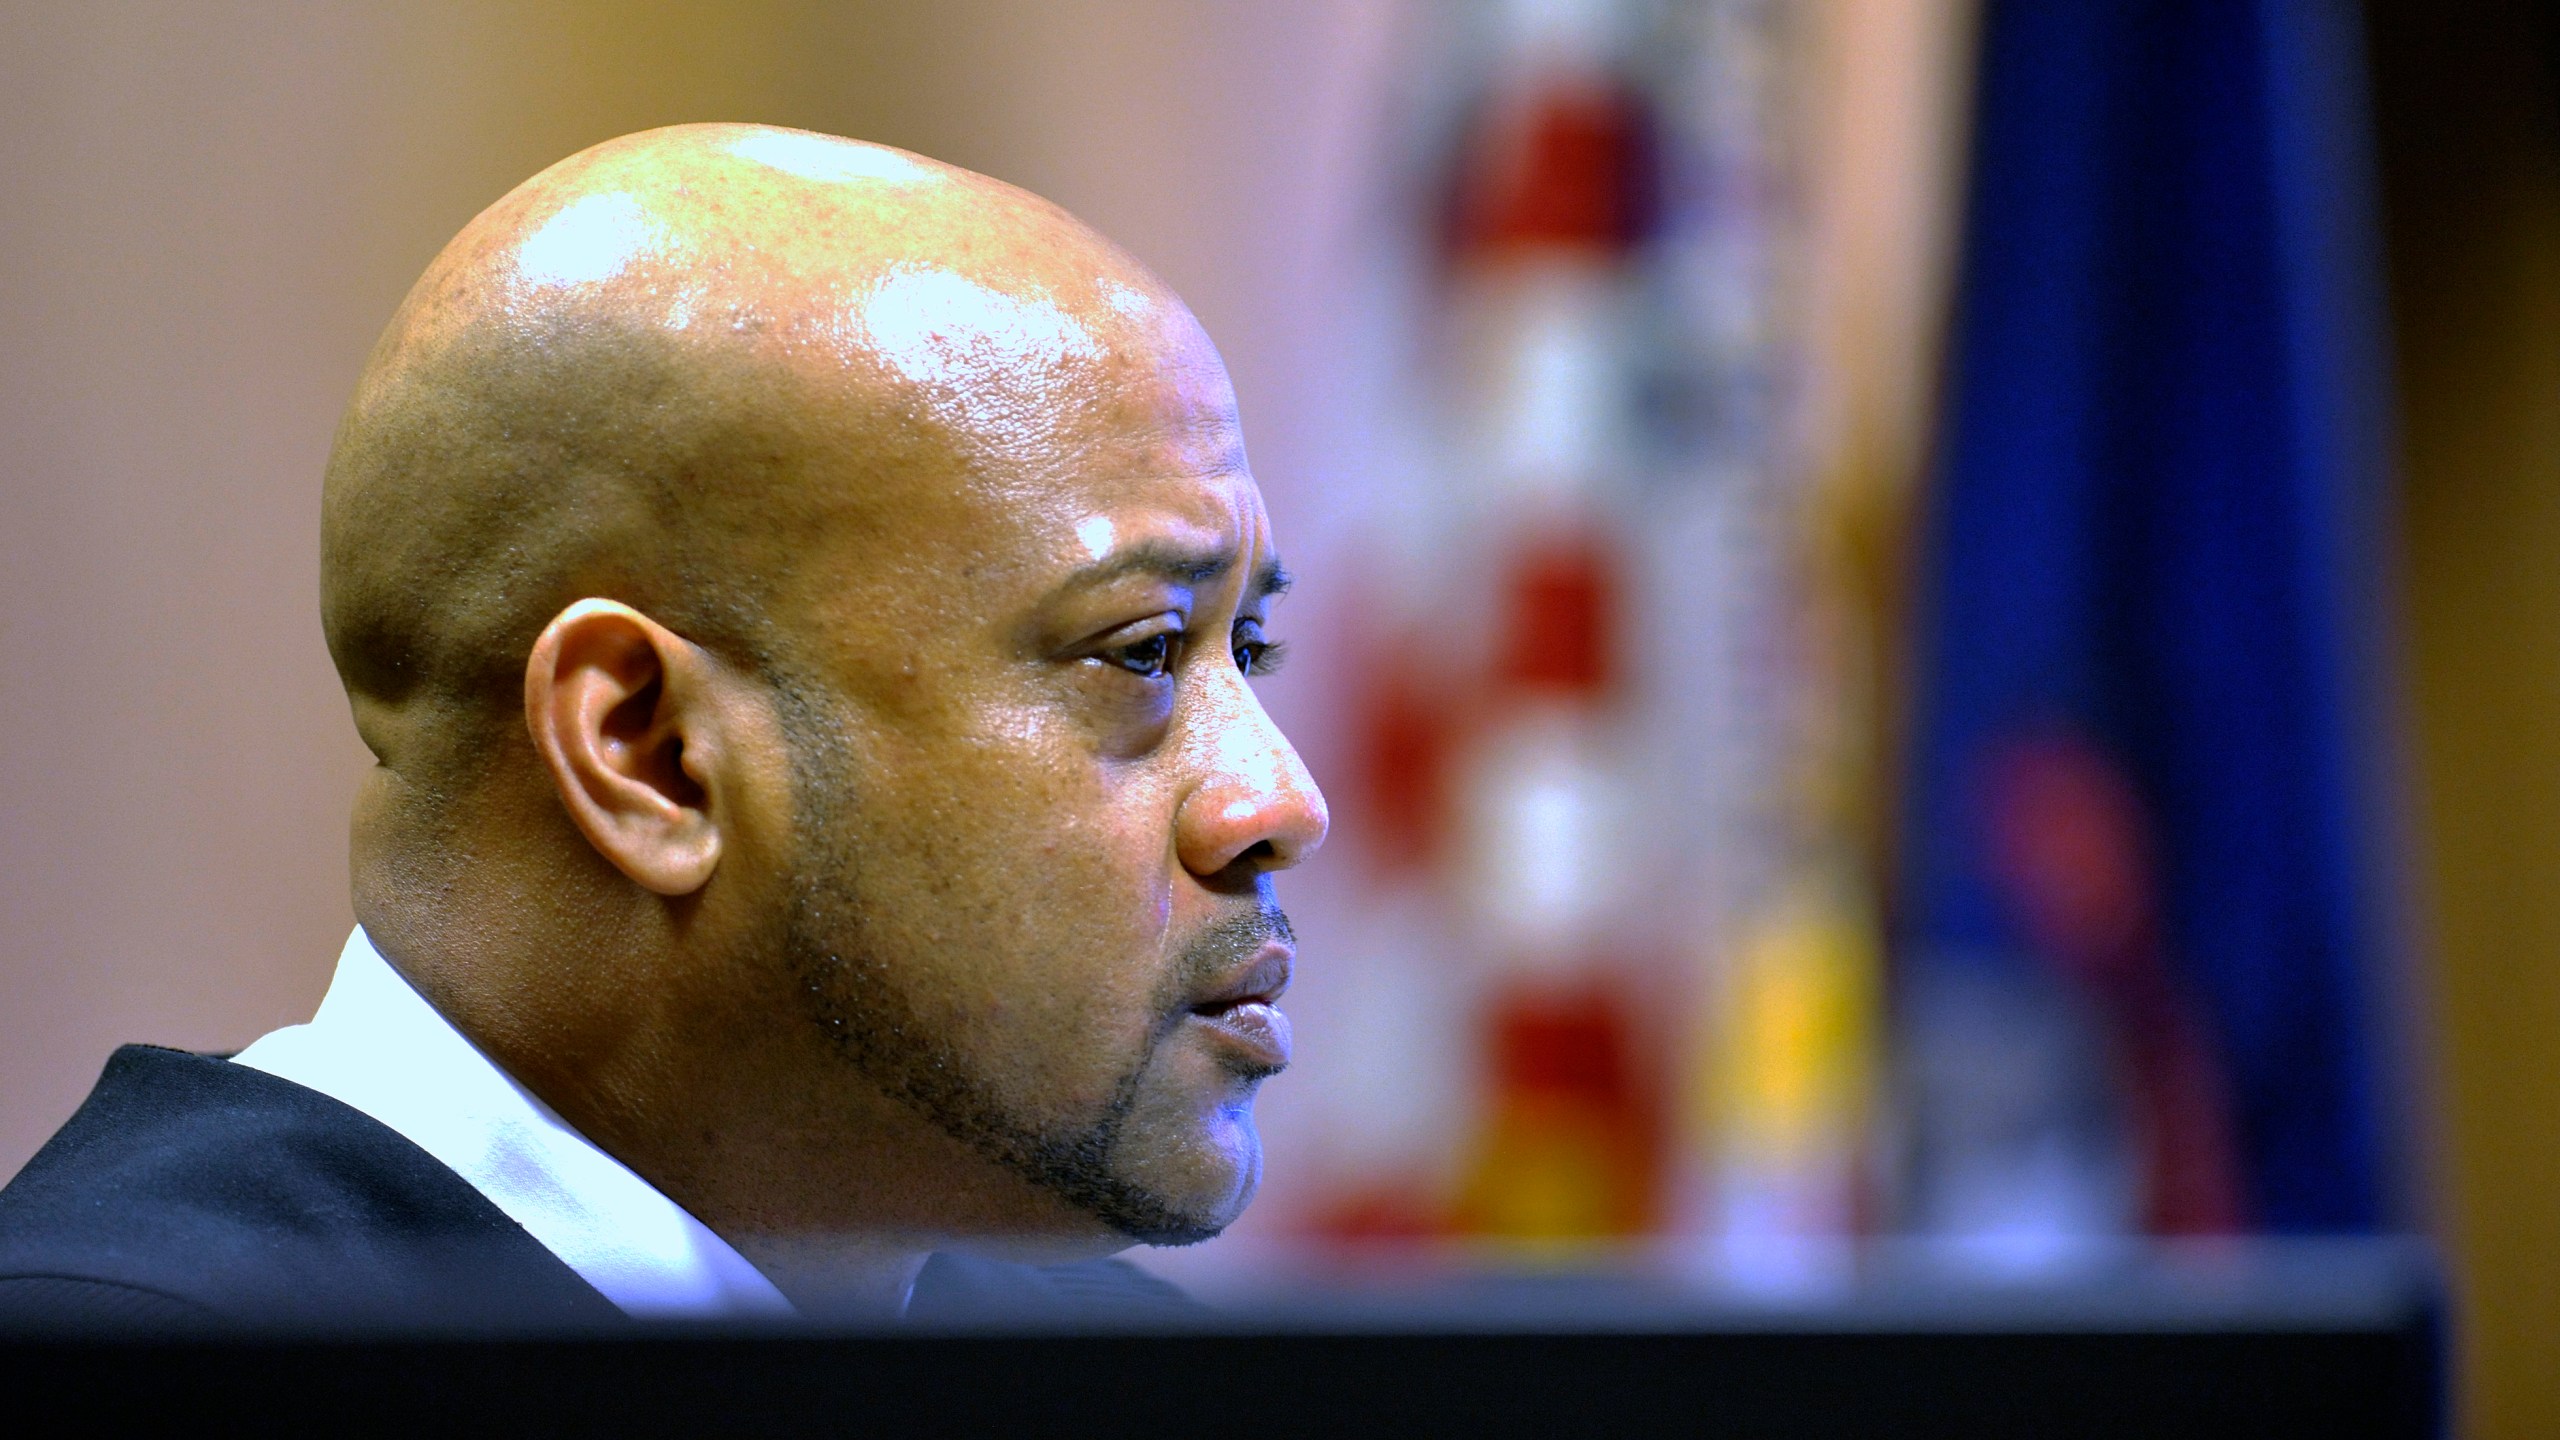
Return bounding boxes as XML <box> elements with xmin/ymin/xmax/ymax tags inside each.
<box><xmin>323</xmin><ymin>123</ymin><xmax>1229</xmax><ymax>805</ymax></box>
<box><xmin>317</xmin><ymin>126</ymin><xmax>1322</xmax><ymax>1275</ymax></box>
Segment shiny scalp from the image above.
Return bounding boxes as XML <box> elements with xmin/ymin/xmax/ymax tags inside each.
<box><xmin>318</xmin><ymin>122</ymin><xmax>1210</xmax><ymax>805</ymax></box>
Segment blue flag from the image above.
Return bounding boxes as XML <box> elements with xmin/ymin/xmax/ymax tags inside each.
<box><xmin>1897</xmin><ymin>0</ymin><xmax>2395</xmax><ymax>1237</ymax></box>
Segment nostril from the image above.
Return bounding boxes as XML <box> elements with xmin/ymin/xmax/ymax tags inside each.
<box><xmin>1199</xmin><ymin>839</ymin><xmax>1281</xmax><ymax>890</ymax></box>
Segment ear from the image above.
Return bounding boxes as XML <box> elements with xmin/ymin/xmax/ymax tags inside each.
<box><xmin>524</xmin><ymin>598</ymin><xmax>730</xmax><ymax>896</ymax></box>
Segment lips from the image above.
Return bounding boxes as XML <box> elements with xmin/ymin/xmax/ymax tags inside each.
<box><xmin>1185</xmin><ymin>946</ymin><xmax>1293</xmax><ymax>1073</ymax></box>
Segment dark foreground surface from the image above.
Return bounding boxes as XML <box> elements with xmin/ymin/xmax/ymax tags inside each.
<box><xmin>0</xmin><ymin>1241</ymin><xmax>2442</xmax><ymax>1437</ymax></box>
<box><xmin>0</xmin><ymin>1326</ymin><xmax>2440</xmax><ymax>1438</ymax></box>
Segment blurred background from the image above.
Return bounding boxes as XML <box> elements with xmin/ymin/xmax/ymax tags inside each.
<box><xmin>1</xmin><ymin>0</ymin><xmax>2553</xmax><ymax>1430</ymax></box>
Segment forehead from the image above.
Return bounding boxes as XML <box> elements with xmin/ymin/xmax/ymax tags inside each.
<box><xmin>849</xmin><ymin>262</ymin><xmax>1260</xmax><ymax>550</ymax></box>
<box><xmin>858</xmin><ymin>264</ymin><xmax>1240</xmax><ymax>457</ymax></box>
<box><xmin>762</xmin><ymin>262</ymin><xmax>1269</xmax><ymax>646</ymax></box>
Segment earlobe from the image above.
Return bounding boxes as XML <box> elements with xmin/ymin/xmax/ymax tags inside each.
<box><xmin>525</xmin><ymin>599</ymin><xmax>725</xmax><ymax>896</ymax></box>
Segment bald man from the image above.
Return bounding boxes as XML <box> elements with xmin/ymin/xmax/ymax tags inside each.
<box><xmin>0</xmin><ymin>124</ymin><xmax>1326</xmax><ymax>1329</ymax></box>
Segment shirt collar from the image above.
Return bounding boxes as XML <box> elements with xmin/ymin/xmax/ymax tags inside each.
<box><xmin>232</xmin><ymin>927</ymin><xmax>796</xmax><ymax>1322</ymax></box>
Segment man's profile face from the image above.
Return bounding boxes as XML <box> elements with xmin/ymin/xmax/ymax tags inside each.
<box><xmin>764</xmin><ymin>268</ymin><xmax>1327</xmax><ymax>1245</ymax></box>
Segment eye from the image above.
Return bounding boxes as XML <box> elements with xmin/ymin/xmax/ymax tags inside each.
<box><xmin>1107</xmin><ymin>630</ymin><xmax>1176</xmax><ymax>679</ymax></box>
<box><xmin>1234</xmin><ymin>627</ymin><xmax>1289</xmax><ymax>677</ymax></box>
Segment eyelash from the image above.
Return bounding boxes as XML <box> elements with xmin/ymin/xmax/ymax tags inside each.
<box><xmin>1111</xmin><ymin>632</ymin><xmax>1176</xmax><ymax>679</ymax></box>
<box><xmin>1103</xmin><ymin>629</ymin><xmax>1288</xmax><ymax>680</ymax></box>
<box><xmin>1238</xmin><ymin>636</ymin><xmax>1288</xmax><ymax>677</ymax></box>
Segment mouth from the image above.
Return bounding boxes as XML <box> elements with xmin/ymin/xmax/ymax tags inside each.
<box><xmin>1183</xmin><ymin>945</ymin><xmax>1293</xmax><ymax>1075</ymax></box>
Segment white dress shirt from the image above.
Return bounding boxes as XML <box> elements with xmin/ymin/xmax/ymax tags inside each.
<box><xmin>232</xmin><ymin>927</ymin><xmax>797</xmax><ymax>1321</ymax></box>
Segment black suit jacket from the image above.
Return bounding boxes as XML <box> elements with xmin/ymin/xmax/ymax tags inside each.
<box><xmin>0</xmin><ymin>1045</ymin><xmax>1189</xmax><ymax>1331</ymax></box>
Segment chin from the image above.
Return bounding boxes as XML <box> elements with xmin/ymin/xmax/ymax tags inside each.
<box><xmin>1101</xmin><ymin>1106</ymin><xmax>1263</xmax><ymax>1246</ymax></box>
<box><xmin>1154</xmin><ymin>1177</ymin><xmax>1254</xmax><ymax>1246</ymax></box>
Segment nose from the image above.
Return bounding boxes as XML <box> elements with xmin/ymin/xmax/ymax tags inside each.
<box><xmin>1175</xmin><ymin>673</ymin><xmax>1330</xmax><ymax>881</ymax></box>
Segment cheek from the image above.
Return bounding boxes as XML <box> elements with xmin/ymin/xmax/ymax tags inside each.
<box><xmin>858</xmin><ymin>719</ymin><xmax>1183</xmax><ymax>1105</ymax></box>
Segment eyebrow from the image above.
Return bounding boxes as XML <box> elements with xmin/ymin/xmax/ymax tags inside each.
<box><xmin>1060</xmin><ymin>539</ymin><xmax>1293</xmax><ymax>603</ymax></box>
<box><xmin>1255</xmin><ymin>556</ymin><xmax>1293</xmax><ymax>601</ymax></box>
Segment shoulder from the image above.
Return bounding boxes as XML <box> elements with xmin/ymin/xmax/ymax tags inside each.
<box><xmin>0</xmin><ymin>1045</ymin><xmax>616</xmax><ymax>1329</ymax></box>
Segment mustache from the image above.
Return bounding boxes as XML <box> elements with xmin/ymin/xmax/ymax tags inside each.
<box><xmin>1167</xmin><ymin>905</ymin><xmax>1295</xmax><ymax>1006</ymax></box>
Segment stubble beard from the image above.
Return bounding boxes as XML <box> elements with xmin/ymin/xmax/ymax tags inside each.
<box><xmin>771</xmin><ymin>687</ymin><xmax>1237</xmax><ymax>1248</ymax></box>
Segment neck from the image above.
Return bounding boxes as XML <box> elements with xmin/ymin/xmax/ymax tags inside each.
<box><xmin>727</xmin><ymin>1233</ymin><xmax>933</xmax><ymax>1321</ymax></box>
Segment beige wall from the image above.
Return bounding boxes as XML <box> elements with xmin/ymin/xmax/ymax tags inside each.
<box><xmin>0</xmin><ymin>0</ymin><xmax>1401</xmax><ymax>1180</ymax></box>
<box><xmin>1</xmin><ymin>5</ymin><xmax>385</xmax><ymax>1177</ymax></box>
